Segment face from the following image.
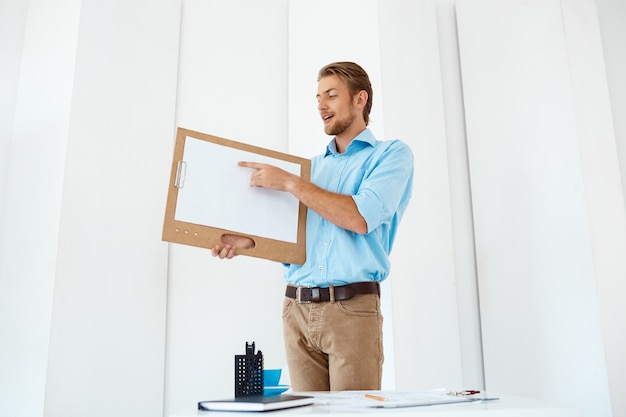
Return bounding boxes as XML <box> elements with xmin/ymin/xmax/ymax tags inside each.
<box><xmin>316</xmin><ymin>75</ymin><xmax>359</xmax><ymax>137</ymax></box>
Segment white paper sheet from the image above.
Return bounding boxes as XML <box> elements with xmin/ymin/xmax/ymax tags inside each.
<box><xmin>174</xmin><ymin>137</ymin><xmax>302</xmax><ymax>243</ymax></box>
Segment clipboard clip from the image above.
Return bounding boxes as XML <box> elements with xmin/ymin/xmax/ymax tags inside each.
<box><xmin>175</xmin><ymin>160</ymin><xmax>186</xmax><ymax>189</ymax></box>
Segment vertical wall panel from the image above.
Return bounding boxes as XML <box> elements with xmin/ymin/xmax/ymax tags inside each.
<box><xmin>595</xmin><ymin>0</ymin><xmax>626</xmax><ymax>209</ymax></box>
<box><xmin>457</xmin><ymin>0</ymin><xmax>612</xmax><ymax>416</ymax></box>
<box><xmin>562</xmin><ymin>1</ymin><xmax>626</xmax><ymax>416</ymax></box>
<box><xmin>0</xmin><ymin>1</ymin><xmax>81</xmax><ymax>416</ymax></box>
<box><xmin>378</xmin><ymin>0</ymin><xmax>465</xmax><ymax>390</ymax></box>
<box><xmin>0</xmin><ymin>0</ymin><xmax>28</xmax><ymax>222</ymax></box>
<box><xmin>44</xmin><ymin>1</ymin><xmax>180</xmax><ymax>417</ymax></box>
<box><xmin>434</xmin><ymin>0</ymin><xmax>487</xmax><ymax>390</ymax></box>
<box><xmin>165</xmin><ymin>1</ymin><xmax>290</xmax><ymax>415</ymax></box>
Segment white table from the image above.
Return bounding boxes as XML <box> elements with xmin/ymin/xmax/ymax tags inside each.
<box><xmin>172</xmin><ymin>393</ymin><xmax>583</xmax><ymax>417</ymax></box>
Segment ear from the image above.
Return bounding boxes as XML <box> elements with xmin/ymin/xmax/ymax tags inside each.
<box><xmin>354</xmin><ymin>90</ymin><xmax>368</xmax><ymax>110</ymax></box>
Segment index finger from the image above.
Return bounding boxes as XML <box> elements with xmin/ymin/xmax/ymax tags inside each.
<box><xmin>238</xmin><ymin>161</ymin><xmax>264</xmax><ymax>169</ymax></box>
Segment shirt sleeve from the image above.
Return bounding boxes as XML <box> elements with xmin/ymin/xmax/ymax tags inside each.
<box><xmin>352</xmin><ymin>140</ymin><xmax>414</xmax><ymax>234</ymax></box>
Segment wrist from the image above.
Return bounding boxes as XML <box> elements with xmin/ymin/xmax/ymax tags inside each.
<box><xmin>285</xmin><ymin>175</ymin><xmax>301</xmax><ymax>194</ymax></box>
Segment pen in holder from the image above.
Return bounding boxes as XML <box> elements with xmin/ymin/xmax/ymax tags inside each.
<box><xmin>234</xmin><ymin>342</ymin><xmax>264</xmax><ymax>397</ymax></box>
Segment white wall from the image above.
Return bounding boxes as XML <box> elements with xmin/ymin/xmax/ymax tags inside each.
<box><xmin>0</xmin><ymin>1</ymin><xmax>82</xmax><ymax>416</ymax></box>
<box><xmin>377</xmin><ymin>0</ymin><xmax>467</xmax><ymax>391</ymax></box>
<box><xmin>1</xmin><ymin>1</ymin><xmax>180</xmax><ymax>417</ymax></box>
<box><xmin>1</xmin><ymin>0</ymin><xmax>625</xmax><ymax>417</ymax></box>
<box><xmin>43</xmin><ymin>1</ymin><xmax>180</xmax><ymax>416</ymax></box>
<box><xmin>164</xmin><ymin>1</ymin><xmax>290</xmax><ymax>414</ymax></box>
<box><xmin>0</xmin><ymin>0</ymin><xmax>29</xmax><ymax>225</ymax></box>
<box><xmin>596</xmin><ymin>0</ymin><xmax>626</xmax><ymax>208</ymax></box>
<box><xmin>564</xmin><ymin>1</ymin><xmax>626</xmax><ymax>415</ymax></box>
<box><xmin>456</xmin><ymin>1</ymin><xmax>625</xmax><ymax>417</ymax></box>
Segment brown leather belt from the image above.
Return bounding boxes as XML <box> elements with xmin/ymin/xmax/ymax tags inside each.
<box><xmin>285</xmin><ymin>282</ymin><xmax>380</xmax><ymax>303</ymax></box>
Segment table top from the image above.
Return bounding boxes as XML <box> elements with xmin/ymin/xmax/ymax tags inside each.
<box><xmin>172</xmin><ymin>391</ymin><xmax>582</xmax><ymax>417</ymax></box>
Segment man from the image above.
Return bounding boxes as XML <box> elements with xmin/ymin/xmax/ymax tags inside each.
<box><xmin>212</xmin><ymin>62</ymin><xmax>414</xmax><ymax>391</ymax></box>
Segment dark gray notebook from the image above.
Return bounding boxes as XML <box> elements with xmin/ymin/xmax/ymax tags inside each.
<box><xmin>198</xmin><ymin>395</ymin><xmax>314</xmax><ymax>412</ymax></box>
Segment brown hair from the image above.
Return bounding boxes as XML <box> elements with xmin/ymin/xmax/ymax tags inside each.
<box><xmin>318</xmin><ymin>62</ymin><xmax>373</xmax><ymax>126</ymax></box>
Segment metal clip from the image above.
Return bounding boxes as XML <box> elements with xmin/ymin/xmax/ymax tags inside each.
<box><xmin>175</xmin><ymin>160</ymin><xmax>186</xmax><ymax>189</ymax></box>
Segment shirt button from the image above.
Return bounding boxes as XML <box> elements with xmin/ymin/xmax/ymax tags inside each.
<box><xmin>318</xmin><ymin>266</ymin><xmax>323</xmax><ymax>270</ymax></box>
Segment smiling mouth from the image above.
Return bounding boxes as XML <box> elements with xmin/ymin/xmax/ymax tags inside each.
<box><xmin>322</xmin><ymin>114</ymin><xmax>333</xmax><ymax>123</ymax></box>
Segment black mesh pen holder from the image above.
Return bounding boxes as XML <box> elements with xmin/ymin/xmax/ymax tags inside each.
<box><xmin>234</xmin><ymin>342</ymin><xmax>264</xmax><ymax>397</ymax></box>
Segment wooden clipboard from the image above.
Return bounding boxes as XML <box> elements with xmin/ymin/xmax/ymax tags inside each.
<box><xmin>162</xmin><ymin>128</ymin><xmax>310</xmax><ymax>264</ymax></box>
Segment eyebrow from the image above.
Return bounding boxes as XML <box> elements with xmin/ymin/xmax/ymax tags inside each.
<box><xmin>316</xmin><ymin>88</ymin><xmax>338</xmax><ymax>99</ymax></box>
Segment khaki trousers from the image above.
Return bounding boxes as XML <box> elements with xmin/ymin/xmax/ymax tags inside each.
<box><xmin>282</xmin><ymin>293</ymin><xmax>383</xmax><ymax>391</ymax></box>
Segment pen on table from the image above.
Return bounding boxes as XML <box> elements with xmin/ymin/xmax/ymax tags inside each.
<box><xmin>364</xmin><ymin>394</ymin><xmax>387</xmax><ymax>402</ymax></box>
<box><xmin>447</xmin><ymin>390</ymin><xmax>481</xmax><ymax>396</ymax></box>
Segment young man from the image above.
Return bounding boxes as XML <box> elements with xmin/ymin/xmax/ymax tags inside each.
<box><xmin>212</xmin><ymin>62</ymin><xmax>414</xmax><ymax>391</ymax></box>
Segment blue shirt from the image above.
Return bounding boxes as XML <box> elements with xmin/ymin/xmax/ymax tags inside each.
<box><xmin>285</xmin><ymin>128</ymin><xmax>414</xmax><ymax>287</ymax></box>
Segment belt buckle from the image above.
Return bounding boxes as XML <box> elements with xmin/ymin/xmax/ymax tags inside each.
<box><xmin>295</xmin><ymin>287</ymin><xmax>311</xmax><ymax>304</ymax></box>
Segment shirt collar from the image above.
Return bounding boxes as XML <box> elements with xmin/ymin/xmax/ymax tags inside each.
<box><xmin>324</xmin><ymin>128</ymin><xmax>376</xmax><ymax>157</ymax></box>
